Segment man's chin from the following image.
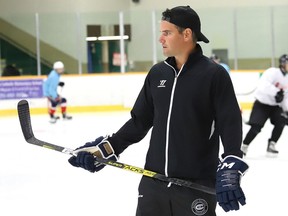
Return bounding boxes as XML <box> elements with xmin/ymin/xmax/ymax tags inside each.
<box><xmin>162</xmin><ymin>52</ymin><xmax>172</xmax><ymax>57</ymax></box>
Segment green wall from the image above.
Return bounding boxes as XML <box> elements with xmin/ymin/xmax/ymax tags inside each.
<box><xmin>0</xmin><ymin>38</ymin><xmax>50</xmax><ymax>75</ymax></box>
<box><xmin>0</xmin><ymin>0</ymin><xmax>287</xmax><ymax>71</ymax></box>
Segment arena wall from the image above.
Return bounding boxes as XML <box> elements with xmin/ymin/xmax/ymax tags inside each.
<box><xmin>0</xmin><ymin>71</ymin><xmax>261</xmax><ymax>116</ymax></box>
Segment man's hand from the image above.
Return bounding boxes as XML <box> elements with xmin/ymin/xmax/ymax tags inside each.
<box><xmin>216</xmin><ymin>155</ymin><xmax>249</xmax><ymax>212</ymax></box>
<box><xmin>68</xmin><ymin>136</ymin><xmax>118</xmax><ymax>172</ymax></box>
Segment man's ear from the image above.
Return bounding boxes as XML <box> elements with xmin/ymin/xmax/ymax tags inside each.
<box><xmin>183</xmin><ymin>28</ymin><xmax>193</xmax><ymax>41</ymax></box>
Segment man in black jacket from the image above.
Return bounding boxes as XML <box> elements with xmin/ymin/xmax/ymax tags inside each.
<box><xmin>69</xmin><ymin>6</ymin><xmax>248</xmax><ymax>216</ymax></box>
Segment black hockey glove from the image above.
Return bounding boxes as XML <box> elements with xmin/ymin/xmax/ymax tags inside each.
<box><xmin>68</xmin><ymin>136</ymin><xmax>118</xmax><ymax>172</ymax></box>
<box><xmin>216</xmin><ymin>155</ymin><xmax>249</xmax><ymax>212</ymax></box>
<box><xmin>58</xmin><ymin>81</ymin><xmax>65</xmax><ymax>87</ymax></box>
<box><xmin>275</xmin><ymin>89</ymin><xmax>284</xmax><ymax>103</ymax></box>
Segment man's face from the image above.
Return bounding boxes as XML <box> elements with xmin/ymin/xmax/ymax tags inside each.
<box><xmin>159</xmin><ymin>21</ymin><xmax>188</xmax><ymax>57</ymax></box>
<box><xmin>284</xmin><ymin>63</ymin><xmax>288</xmax><ymax>72</ymax></box>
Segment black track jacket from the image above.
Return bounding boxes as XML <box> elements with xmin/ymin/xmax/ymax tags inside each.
<box><xmin>109</xmin><ymin>44</ymin><xmax>243</xmax><ymax>180</ymax></box>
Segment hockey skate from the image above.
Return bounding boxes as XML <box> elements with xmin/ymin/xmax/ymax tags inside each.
<box><xmin>267</xmin><ymin>140</ymin><xmax>278</xmax><ymax>157</ymax></box>
<box><xmin>241</xmin><ymin>144</ymin><xmax>249</xmax><ymax>156</ymax></box>
<box><xmin>49</xmin><ymin>115</ymin><xmax>60</xmax><ymax>124</ymax></box>
<box><xmin>62</xmin><ymin>113</ymin><xmax>72</xmax><ymax>121</ymax></box>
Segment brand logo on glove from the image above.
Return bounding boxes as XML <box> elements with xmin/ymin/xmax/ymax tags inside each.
<box><xmin>218</xmin><ymin>162</ymin><xmax>235</xmax><ymax>171</ymax></box>
<box><xmin>191</xmin><ymin>199</ymin><xmax>208</xmax><ymax>216</ymax></box>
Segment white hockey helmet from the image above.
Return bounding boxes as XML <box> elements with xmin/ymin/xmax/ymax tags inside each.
<box><xmin>53</xmin><ymin>61</ymin><xmax>64</xmax><ymax>70</ymax></box>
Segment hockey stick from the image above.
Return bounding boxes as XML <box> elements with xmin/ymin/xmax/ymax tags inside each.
<box><xmin>17</xmin><ymin>99</ymin><xmax>216</xmax><ymax>195</ymax></box>
<box><xmin>235</xmin><ymin>87</ymin><xmax>257</xmax><ymax>96</ymax></box>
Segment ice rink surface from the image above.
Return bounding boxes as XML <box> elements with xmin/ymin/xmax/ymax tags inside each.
<box><xmin>1</xmin><ymin>111</ymin><xmax>288</xmax><ymax>216</ymax></box>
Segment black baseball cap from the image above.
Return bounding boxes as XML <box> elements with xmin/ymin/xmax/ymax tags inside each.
<box><xmin>162</xmin><ymin>6</ymin><xmax>209</xmax><ymax>43</ymax></box>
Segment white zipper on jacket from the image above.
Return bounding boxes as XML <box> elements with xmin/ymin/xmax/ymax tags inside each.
<box><xmin>164</xmin><ymin>61</ymin><xmax>185</xmax><ymax>177</ymax></box>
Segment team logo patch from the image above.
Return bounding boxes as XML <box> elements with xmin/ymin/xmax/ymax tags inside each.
<box><xmin>191</xmin><ymin>198</ymin><xmax>208</xmax><ymax>215</ymax></box>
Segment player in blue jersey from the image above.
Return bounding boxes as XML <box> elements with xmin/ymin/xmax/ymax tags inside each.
<box><xmin>43</xmin><ymin>61</ymin><xmax>72</xmax><ymax>123</ymax></box>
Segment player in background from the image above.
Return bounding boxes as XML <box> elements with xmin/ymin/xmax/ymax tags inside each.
<box><xmin>43</xmin><ymin>61</ymin><xmax>72</xmax><ymax>123</ymax></box>
<box><xmin>241</xmin><ymin>54</ymin><xmax>288</xmax><ymax>156</ymax></box>
<box><xmin>210</xmin><ymin>54</ymin><xmax>230</xmax><ymax>74</ymax></box>
<box><xmin>68</xmin><ymin>6</ymin><xmax>248</xmax><ymax>216</ymax></box>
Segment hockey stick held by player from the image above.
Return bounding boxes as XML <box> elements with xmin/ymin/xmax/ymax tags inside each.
<box><xmin>17</xmin><ymin>99</ymin><xmax>216</xmax><ymax>195</ymax></box>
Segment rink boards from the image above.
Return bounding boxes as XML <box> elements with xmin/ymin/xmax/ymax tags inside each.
<box><xmin>0</xmin><ymin>71</ymin><xmax>262</xmax><ymax>116</ymax></box>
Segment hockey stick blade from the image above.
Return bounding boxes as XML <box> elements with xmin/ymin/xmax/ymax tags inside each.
<box><xmin>17</xmin><ymin>100</ymin><xmax>73</xmax><ymax>154</ymax></box>
<box><xmin>17</xmin><ymin>100</ymin><xmax>35</xmax><ymax>141</ymax></box>
<box><xmin>17</xmin><ymin>100</ymin><xmax>215</xmax><ymax>195</ymax></box>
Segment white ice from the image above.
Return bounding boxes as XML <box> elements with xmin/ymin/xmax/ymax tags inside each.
<box><xmin>0</xmin><ymin>111</ymin><xmax>288</xmax><ymax>216</ymax></box>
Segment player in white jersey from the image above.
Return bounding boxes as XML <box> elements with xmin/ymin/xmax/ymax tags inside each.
<box><xmin>241</xmin><ymin>54</ymin><xmax>288</xmax><ymax>156</ymax></box>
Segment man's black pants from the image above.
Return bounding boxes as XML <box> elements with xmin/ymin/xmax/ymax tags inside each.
<box><xmin>136</xmin><ymin>176</ymin><xmax>217</xmax><ymax>216</ymax></box>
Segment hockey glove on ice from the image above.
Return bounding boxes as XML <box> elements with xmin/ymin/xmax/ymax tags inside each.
<box><xmin>216</xmin><ymin>155</ymin><xmax>249</xmax><ymax>212</ymax></box>
<box><xmin>68</xmin><ymin>136</ymin><xmax>118</xmax><ymax>173</ymax></box>
<box><xmin>275</xmin><ymin>89</ymin><xmax>284</xmax><ymax>103</ymax></box>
